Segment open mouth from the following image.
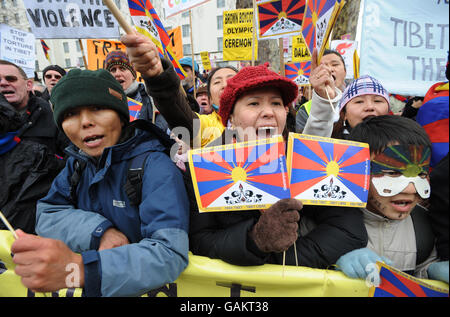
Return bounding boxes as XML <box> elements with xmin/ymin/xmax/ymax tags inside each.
<box><xmin>83</xmin><ymin>135</ymin><xmax>104</xmax><ymax>145</ymax></box>
<box><xmin>1</xmin><ymin>90</ymin><xmax>15</xmax><ymax>96</ymax></box>
<box><xmin>256</xmin><ymin>127</ymin><xmax>276</xmax><ymax>138</ymax></box>
<box><xmin>391</xmin><ymin>199</ymin><xmax>413</xmax><ymax>212</ymax></box>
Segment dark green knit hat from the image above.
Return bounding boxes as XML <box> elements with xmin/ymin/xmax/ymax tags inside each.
<box><xmin>51</xmin><ymin>68</ymin><xmax>129</xmax><ymax>129</ymax></box>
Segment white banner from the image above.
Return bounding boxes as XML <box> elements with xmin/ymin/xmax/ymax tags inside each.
<box><xmin>359</xmin><ymin>0</ymin><xmax>449</xmax><ymax>96</ymax></box>
<box><xmin>0</xmin><ymin>24</ymin><xmax>35</xmax><ymax>78</ymax></box>
<box><xmin>163</xmin><ymin>0</ymin><xmax>211</xmax><ymax>18</ymax></box>
<box><xmin>23</xmin><ymin>0</ymin><xmax>120</xmax><ymax>39</ymax></box>
<box><xmin>331</xmin><ymin>39</ymin><xmax>357</xmax><ymax>79</ymax></box>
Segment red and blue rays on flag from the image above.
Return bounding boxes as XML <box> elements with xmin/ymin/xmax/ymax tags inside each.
<box><xmin>287</xmin><ymin>134</ymin><xmax>370</xmax><ymax>206</ymax></box>
<box><xmin>257</xmin><ymin>0</ymin><xmax>305</xmax><ymax>37</ymax></box>
<box><xmin>189</xmin><ymin>137</ymin><xmax>290</xmax><ymax>212</ymax></box>
<box><xmin>40</xmin><ymin>39</ymin><xmax>50</xmax><ymax>61</ymax></box>
<box><xmin>301</xmin><ymin>0</ymin><xmax>338</xmax><ymax>56</ymax></box>
<box><xmin>416</xmin><ymin>82</ymin><xmax>449</xmax><ymax>167</ymax></box>
<box><xmin>127</xmin><ymin>98</ymin><xmax>142</xmax><ymax>122</ymax></box>
<box><xmin>371</xmin><ymin>263</ymin><xmax>449</xmax><ymax>297</ymax></box>
<box><xmin>285</xmin><ymin>61</ymin><xmax>311</xmax><ymax>85</ymax></box>
<box><xmin>128</xmin><ymin>0</ymin><xmax>186</xmax><ymax>79</ymax></box>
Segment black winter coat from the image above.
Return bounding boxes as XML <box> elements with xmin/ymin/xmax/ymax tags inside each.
<box><xmin>20</xmin><ymin>93</ymin><xmax>69</xmax><ymax>157</ymax></box>
<box><xmin>0</xmin><ymin>140</ymin><xmax>63</xmax><ymax>233</ymax></box>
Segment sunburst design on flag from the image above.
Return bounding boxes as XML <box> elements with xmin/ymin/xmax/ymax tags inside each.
<box><xmin>189</xmin><ymin>137</ymin><xmax>290</xmax><ymax>212</ymax></box>
<box><xmin>370</xmin><ymin>262</ymin><xmax>449</xmax><ymax>297</ymax></box>
<box><xmin>257</xmin><ymin>0</ymin><xmax>305</xmax><ymax>38</ymax></box>
<box><xmin>287</xmin><ymin>133</ymin><xmax>370</xmax><ymax>206</ymax></box>
<box><xmin>285</xmin><ymin>61</ymin><xmax>311</xmax><ymax>86</ymax></box>
<box><xmin>301</xmin><ymin>0</ymin><xmax>338</xmax><ymax>55</ymax></box>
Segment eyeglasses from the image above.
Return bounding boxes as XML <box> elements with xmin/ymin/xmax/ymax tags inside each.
<box><xmin>45</xmin><ymin>74</ymin><xmax>62</xmax><ymax>80</ymax></box>
<box><xmin>0</xmin><ymin>75</ymin><xmax>19</xmax><ymax>83</ymax></box>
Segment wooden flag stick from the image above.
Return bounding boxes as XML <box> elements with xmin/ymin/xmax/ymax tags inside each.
<box><xmin>0</xmin><ymin>211</ymin><xmax>18</xmax><ymax>239</ymax></box>
<box><xmin>103</xmin><ymin>0</ymin><xmax>135</xmax><ymax>35</ymax></box>
<box><xmin>325</xmin><ymin>86</ymin><xmax>337</xmax><ymax>114</ymax></box>
<box><xmin>282</xmin><ymin>251</ymin><xmax>286</xmax><ymax>277</ymax></box>
<box><xmin>293</xmin><ymin>241</ymin><xmax>298</xmax><ymax>266</ymax></box>
<box><xmin>189</xmin><ymin>9</ymin><xmax>196</xmax><ymax>97</ymax></box>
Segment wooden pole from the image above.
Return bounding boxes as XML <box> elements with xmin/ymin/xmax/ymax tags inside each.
<box><xmin>189</xmin><ymin>10</ymin><xmax>196</xmax><ymax>97</ymax></box>
<box><xmin>279</xmin><ymin>38</ymin><xmax>285</xmax><ymax>76</ymax></box>
<box><xmin>251</xmin><ymin>0</ymin><xmax>257</xmax><ymax>66</ymax></box>
<box><xmin>78</xmin><ymin>39</ymin><xmax>88</xmax><ymax>69</ymax></box>
<box><xmin>102</xmin><ymin>0</ymin><xmax>135</xmax><ymax>34</ymax></box>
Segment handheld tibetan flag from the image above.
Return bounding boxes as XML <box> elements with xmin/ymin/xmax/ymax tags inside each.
<box><xmin>256</xmin><ymin>0</ymin><xmax>306</xmax><ymax>40</ymax></box>
<box><xmin>287</xmin><ymin>133</ymin><xmax>370</xmax><ymax>207</ymax></box>
<box><xmin>370</xmin><ymin>262</ymin><xmax>449</xmax><ymax>297</ymax></box>
<box><xmin>127</xmin><ymin>97</ymin><xmax>142</xmax><ymax>122</ymax></box>
<box><xmin>301</xmin><ymin>0</ymin><xmax>341</xmax><ymax>61</ymax></box>
<box><xmin>285</xmin><ymin>61</ymin><xmax>311</xmax><ymax>86</ymax></box>
<box><xmin>189</xmin><ymin>136</ymin><xmax>290</xmax><ymax>212</ymax></box>
<box><xmin>40</xmin><ymin>39</ymin><xmax>50</xmax><ymax>61</ymax></box>
<box><xmin>128</xmin><ymin>0</ymin><xmax>186</xmax><ymax>79</ymax></box>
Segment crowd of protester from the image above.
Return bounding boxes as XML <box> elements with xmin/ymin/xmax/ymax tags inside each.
<box><xmin>0</xmin><ymin>31</ymin><xmax>448</xmax><ymax>296</ymax></box>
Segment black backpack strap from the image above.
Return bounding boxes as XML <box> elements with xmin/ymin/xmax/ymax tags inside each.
<box><xmin>124</xmin><ymin>152</ymin><xmax>150</xmax><ymax>206</ymax></box>
<box><xmin>129</xmin><ymin>119</ymin><xmax>175</xmax><ymax>155</ymax></box>
<box><xmin>69</xmin><ymin>159</ymin><xmax>87</xmax><ymax>208</ymax></box>
<box><xmin>411</xmin><ymin>204</ymin><xmax>435</xmax><ymax>265</ymax></box>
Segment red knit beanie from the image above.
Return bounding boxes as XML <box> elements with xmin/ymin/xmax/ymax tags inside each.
<box><xmin>219</xmin><ymin>63</ymin><xmax>298</xmax><ymax>126</ymax></box>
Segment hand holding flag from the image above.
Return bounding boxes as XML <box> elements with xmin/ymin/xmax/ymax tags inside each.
<box><xmin>121</xmin><ymin>33</ymin><xmax>164</xmax><ymax>79</ymax></box>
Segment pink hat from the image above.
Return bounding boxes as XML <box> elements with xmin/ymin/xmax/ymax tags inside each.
<box><xmin>219</xmin><ymin>63</ymin><xmax>298</xmax><ymax>126</ymax></box>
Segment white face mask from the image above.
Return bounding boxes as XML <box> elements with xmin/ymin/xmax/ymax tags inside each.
<box><xmin>371</xmin><ymin>174</ymin><xmax>430</xmax><ymax>199</ymax></box>
<box><xmin>370</xmin><ymin>144</ymin><xmax>431</xmax><ymax>199</ymax></box>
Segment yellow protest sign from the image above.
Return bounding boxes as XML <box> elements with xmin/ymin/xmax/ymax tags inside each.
<box><xmin>223</xmin><ymin>9</ymin><xmax>258</xmax><ymax>61</ymax></box>
<box><xmin>1</xmin><ymin>230</ymin><xmax>448</xmax><ymax>297</ymax></box>
<box><xmin>167</xmin><ymin>26</ymin><xmax>183</xmax><ymax>60</ymax></box>
<box><xmin>86</xmin><ymin>39</ymin><xmax>126</xmax><ymax>70</ymax></box>
<box><xmin>292</xmin><ymin>35</ymin><xmax>310</xmax><ymax>63</ymax></box>
<box><xmin>200</xmin><ymin>51</ymin><xmax>212</xmax><ymax>71</ymax></box>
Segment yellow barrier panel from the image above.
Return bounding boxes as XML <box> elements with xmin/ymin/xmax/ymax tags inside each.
<box><xmin>1</xmin><ymin>231</ymin><xmax>448</xmax><ymax>297</ymax></box>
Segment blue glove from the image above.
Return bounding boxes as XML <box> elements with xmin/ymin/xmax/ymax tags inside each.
<box><xmin>427</xmin><ymin>261</ymin><xmax>449</xmax><ymax>284</ymax></box>
<box><xmin>336</xmin><ymin>248</ymin><xmax>393</xmax><ymax>279</ymax></box>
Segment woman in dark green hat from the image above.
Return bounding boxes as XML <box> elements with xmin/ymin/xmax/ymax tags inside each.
<box><xmin>11</xmin><ymin>68</ymin><xmax>190</xmax><ymax>297</ymax></box>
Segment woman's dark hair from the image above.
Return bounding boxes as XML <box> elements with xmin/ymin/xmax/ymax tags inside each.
<box><xmin>323</xmin><ymin>49</ymin><xmax>346</xmax><ymax>71</ymax></box>
<box><xmin>206</xmin><ymin>65</ymin><xmax>239</xmax><ymax>96</ymax></box>
<box><xmin>348</xmin><ymin>115</ymin><xmax>431</xmax><ymax>154</ymax></box>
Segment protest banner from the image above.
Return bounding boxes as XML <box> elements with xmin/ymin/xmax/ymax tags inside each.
<box><xmin>200</xmin><ymin>51</ymin><xmax>211</xmax><ymax>70</ymax></box>
<box><xmin>23</xmin><ymin>0</ymin><xmax>120</xmax><ymax>39</ymax></box>
<box><xmin>291</xmin><ymin>35</ymin><xmax>310</xmax><ymax>63</ymax></box>
<box><xmin>1</xmin><ymin>230</ymin><xmax>448</xmax><ymax>297</ymax></box>
<box><xmin>0</xmin><ymin>24</ymin><xmax>35</xmax><ymax>78</ymax></box>
<box><xmin>285</xmin><ymin>61</ymin><xmax>311</xmax><ymax>86</ymax></box>
<box><xmin>331</xmin><ymin>39</ymin><xmax>357</xmax><ymax>79</ymax></box>
<box><xmin>163</xmin><ymin>0</ymin><xmax>211</xmax><ymax>18</ymax></box>
<box><xmin>167</xmin><ymin>26</ymin><xmax>183</xmax><ymax>60</ymax></box>
<box><xmin>359</xmin><ymin>0</ymin><xmax>449</xmax><ymax>96</ymax></box>
<box><xmin>85</xmin><ymin>39</ymin><xmax>126</xmax><ymax>70</ymax></box>
<box><xmin>223</xmin><ymin>9</ymin><xmax>258</xmax><ymax>61</ymax></box>
<box><xmin>255</xmin><ymin>0</ymin><xmax>305</xmax><ymax>40</ymax></box>
<box><xmin>189</xmin><ymin>136</ymin><xmax>290</xmax><ymax>212</ymax></box>
<box><xmin>286</xmin><ymin>133</ymin><xmax>370</xmax><ymax>208</ymax></box>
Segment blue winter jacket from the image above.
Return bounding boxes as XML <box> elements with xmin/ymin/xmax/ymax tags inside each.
<box><xmin>36</xmin><ymin>128</ymin><xmax>189</xmax><ymax>297</ymax></box>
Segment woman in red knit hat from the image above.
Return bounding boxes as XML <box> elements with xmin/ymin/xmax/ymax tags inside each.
<box><xmin>122</xmin><ymin>32</ymin><xmax>367</xmax><ymax>268</ymax></box>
